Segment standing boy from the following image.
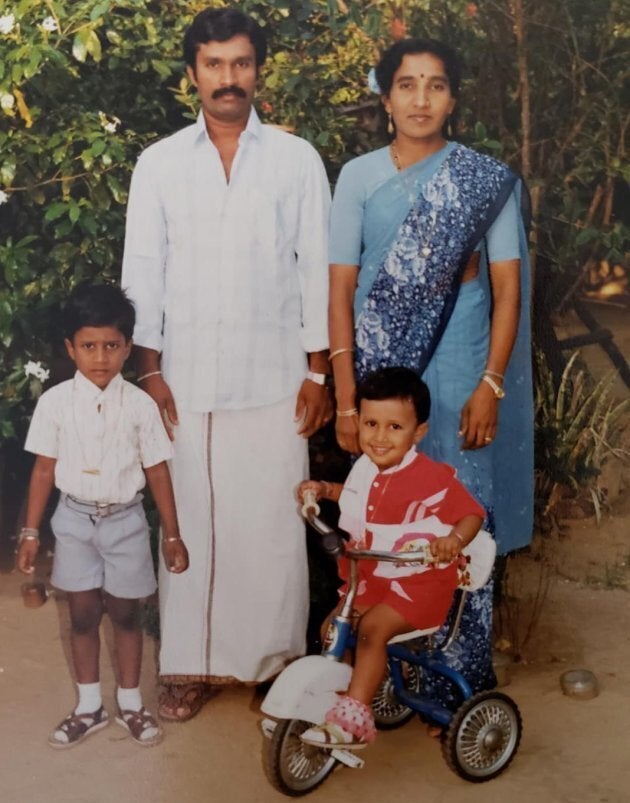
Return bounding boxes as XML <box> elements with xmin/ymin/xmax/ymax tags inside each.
<box><xmin>16</xmin><ymin>283</ymin><xmax>188</xmax><ymax>748</ymax></box>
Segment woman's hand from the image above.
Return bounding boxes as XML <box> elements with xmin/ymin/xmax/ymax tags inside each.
<box><xmin>335</xmin><ymin>412</ymin><xmax>361</xmax><ymax>455</ymax></box>
<box><xmin>459</xmin><ymin>381</ymin><xmax>499</xmax><ymax>450</ymax></box>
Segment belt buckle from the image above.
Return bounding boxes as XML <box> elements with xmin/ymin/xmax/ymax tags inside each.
<box><xmin>95</xmin><ymin>502</ymin><xmax>111</xmax><ymax>518</ymax></box>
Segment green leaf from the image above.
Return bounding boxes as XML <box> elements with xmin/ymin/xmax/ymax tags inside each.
<box><xmin>91</xmin><ymin>139</ymin><xmax>106</xmax><ymax>156</ymax></box>
<box><xmin>86</xmin><ymin>31</ymin><xmax>102</xmax><ymax>62</ymax></box>
<box><xmin>44</xmin><ymin>203</ymin><xmax>67</xmax><ymax>222</ymax></box>
<box><xmin>72</xmin><ymin>32</ymin><xmax>88</xmax><ymax>63</ymax></box>
<box><xmin>91</xmin><ymin>1</ymin><xmax>111</xmax><ymax>22</ymax></box>
<box><xmin>575</xmin><ymin>228</ymin><xmax>597</xmax><ymax>246</ymax></box>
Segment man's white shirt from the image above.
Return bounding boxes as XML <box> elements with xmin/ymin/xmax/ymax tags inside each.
<box><xmin>122</xmin><ymin>108</ymin><xmax>331</xmax><ymax>412</ymax></box>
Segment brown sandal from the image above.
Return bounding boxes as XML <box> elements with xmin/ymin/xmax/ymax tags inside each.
<box><xmin>158</xmin><ymin>682</ymin><xmax>214</xmax><ymax>722</ymax></box>
<box><xmin>115</xmin><ymin>707</ymin><xmax>163</xmax><ymax>747</ymax></box>
<box><xmin>48</xmin><ymin>706</ymin><xmax>109</xmax><ymax>749</ymax></box>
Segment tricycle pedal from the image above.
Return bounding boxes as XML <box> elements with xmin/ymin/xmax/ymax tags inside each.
<box><xmin>330</xmin><ymin>749</ymin><xmax>365</xmax><ymax>768</ymax></box>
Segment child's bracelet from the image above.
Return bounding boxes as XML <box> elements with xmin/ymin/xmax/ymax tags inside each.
<box><xmin>452</xmin><ymin>531</ymin><xmax>465</xmax><ymax>546</ymax></box>
<box><xmin>137</xmin><ymin>370</ymin><xmax>162</xmax><ymax>383</ymax></box>
<box><xmin>19</xmin><ymin>527</ymin><xmax>40</xmax><ymax>544</ymax></box>
<box><xmin>162</xmin><ymin>535</ymin><xmax>182</xmax><ymax>543</ymax></box>
<box><xmin>336</xmin><ymin>407</ymin><xmax>358</xmax><ymax>418</ymax></box>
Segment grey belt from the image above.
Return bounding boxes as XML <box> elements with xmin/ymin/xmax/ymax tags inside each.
<box><xmin>64</xmin><ymin>494</ymin><xmax>141</xmax><ymax>519</ymax></box>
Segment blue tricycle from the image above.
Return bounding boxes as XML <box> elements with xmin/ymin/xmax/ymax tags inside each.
<box><xmin>260</xmin><ymin>493</ymin><xmax>522</xmax><ymax>795</ymax></box>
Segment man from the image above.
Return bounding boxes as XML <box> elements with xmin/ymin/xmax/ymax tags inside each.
<box><xmin>121</xmin><ymin>7</ymin><xmax>331</xmax><ymax>721</ymax></box>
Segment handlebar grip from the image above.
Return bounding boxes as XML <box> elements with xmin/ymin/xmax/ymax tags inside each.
<box><xmin>301</xmin><ymin>489</ymin><xmax>320</xmax><ymax>518</ymax></box>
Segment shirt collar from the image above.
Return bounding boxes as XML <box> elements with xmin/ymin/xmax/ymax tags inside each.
<box><xmin>194</xmin><ymin>106</ymin><xmax>262</xmax><ymax>145</ymax></box>
<box><xmin>74</xmin><ymin>370</ymin><xmax>123</xmax><ymax>400</ymax></box>
<box><xmin>380</xmin><ymin>447</ymin><xmax>419</xmax><ymax>475</ymax></box>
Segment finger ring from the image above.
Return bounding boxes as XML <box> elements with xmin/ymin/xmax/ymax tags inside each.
<box><xmin>484</xmin><ymin>436</ymin><xmax>493</xmax><ymax>442</ymax></box>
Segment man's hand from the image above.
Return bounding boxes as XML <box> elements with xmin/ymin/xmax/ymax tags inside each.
<box><xmin>294</xmin><ymin>380</ymin><xmax>333</xmax><ymax>438</ymax></box>
<box><xmin>140</xmin><ymin>375</ymin><xmax>178</xmax><ymax>441</ymax></box>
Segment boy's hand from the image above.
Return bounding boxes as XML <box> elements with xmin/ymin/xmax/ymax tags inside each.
<box><xmin>16</xmin><ymin>538</ymin><xmax>39</xmax><ymax>575</ymax></box>
<box><xmin>430</xmin><ymin>534</ymin><xmax>462</xmax><ymax>563</ymax></box>
<box><xmin>297</xmin><ymin>480</ymin><xmax>326</xmax><ymax>503</ymax></box>
<box><xmin>162</xmin><ymin>538</ymin><xmax>189</xmax><ymax>573</ymax></box>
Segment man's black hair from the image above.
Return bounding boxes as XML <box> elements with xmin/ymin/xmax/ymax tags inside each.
<box><xmin>356</xmin><ymin>366</ymin><xmax>431</xmax><ymax>424</ymax></box>
<box><xmin>183</xmin><ymin>7</ymin><xmax>267</xmax><ymax>71</ymax></box>
<box><xmin>63</xmin><ymin>283</ymin><xmax>135</xmax><ymax>342</ymax></box>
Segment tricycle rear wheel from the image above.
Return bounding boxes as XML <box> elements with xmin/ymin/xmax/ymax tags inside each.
<box><xmin>442</xmin><ymin>691</ymin><xmax>522</xmax><ymax>782</ymax></box>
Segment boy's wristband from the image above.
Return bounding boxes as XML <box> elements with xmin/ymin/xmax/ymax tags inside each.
<box><xmin>19</xmin><ymin>527</ymin><xmax>40</xmax><ymax>544</ymax></box>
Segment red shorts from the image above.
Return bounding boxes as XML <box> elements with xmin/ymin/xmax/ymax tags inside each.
<box><xmin>339</xmin><ymin>561</ymin><xmax>458</xmax><ymax>631</ymax></box>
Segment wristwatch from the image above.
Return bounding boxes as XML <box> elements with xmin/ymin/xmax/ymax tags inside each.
<box><xmin>306</xmin><ymin>371</ymin><xmax>327</xmax><ymax>386</ymax></box>
<box><xmin>481</xmin><ymin>374</ymin><xmax>505</xmax><ymax>399</ymax></box>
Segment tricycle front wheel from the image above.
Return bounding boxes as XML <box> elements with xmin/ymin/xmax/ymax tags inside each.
<box><xmin>263</xmin><ymin>718</ymin><xmax>337</xmax><ymax>796</ymax></box>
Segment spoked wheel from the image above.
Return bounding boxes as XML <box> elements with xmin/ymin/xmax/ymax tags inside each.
<box><xmin>263</xmin><ymin>719</ymin><xmax>337</xmax><ymax>796</ymax></box>
<box><xmin>442</xmin><ymin>691</ymin><xmax>522</xmax><ymax>782</ymax></box>
<box><xmin>372</xmin><ymin>662</ymin><xmax>422</xmax><ymax>729</ymax></box>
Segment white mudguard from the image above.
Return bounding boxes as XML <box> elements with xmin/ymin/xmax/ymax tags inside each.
<box><xmin>260</xmin><ymin>655</ymin><xmax>352</xmax><ymax>725</ymax></box>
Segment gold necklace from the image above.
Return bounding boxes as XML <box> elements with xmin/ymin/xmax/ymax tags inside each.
<box><xmin>390</xmin><ymin>141</ymin><xmax>403</xmax><ymax>172</ymax></box>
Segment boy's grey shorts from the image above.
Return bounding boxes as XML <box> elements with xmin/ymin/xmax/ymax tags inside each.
<box><xmin>50</xmin><ymin>494</ymin><xmax>157</xmax><ymax>600</ymax></box>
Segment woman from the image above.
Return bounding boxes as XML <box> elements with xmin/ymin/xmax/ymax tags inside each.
<box><xmin>328</xmin><ymin>38</ymin><xmax>533</xmax><ymax>707</ymax></box>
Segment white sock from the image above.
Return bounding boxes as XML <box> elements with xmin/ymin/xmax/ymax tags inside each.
<box><xmin>75</xmin><ymin>682</ymin><xmax>102</xmax><ymax>715</ymax></box>
<box><xmin>117</xmin><ymin>686</ymin><xmax>142</xmax><ymax>712</ymax></box>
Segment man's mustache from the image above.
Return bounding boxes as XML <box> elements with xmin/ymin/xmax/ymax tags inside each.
<box><xmin>212</xmin><ymin>86</ymin><xmax>247</xmax><ymax>99</ymax></box>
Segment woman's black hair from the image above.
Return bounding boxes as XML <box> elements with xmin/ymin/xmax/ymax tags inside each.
<box><xmin>375</xmin><ymin>38</ymin><xmax>462</xmax><ymax>99</ymax></box>
<box><xmin>183</xmin><ymin>7</ymin><xmax>267</xmax><ymax>72</ymax></box>
<box><xmin>356</xmin><ymin>367</ymin><xmax>431</xmax><ymax>424</ymax></box>
<box><xmin>63</xmin><ymin>283</ymin><xmax>135</xmax><ymax>342</ymax></box>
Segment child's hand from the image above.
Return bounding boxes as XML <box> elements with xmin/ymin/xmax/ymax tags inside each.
<box><xmin>16</xmin><ymin>538</ymin><xmax>39</xmax><ymax>575</ymax></box>
<box><xmin>430</xmin><ymin>534</ymin><xmax>462</xmax><ymax>563</ymax></box>
<box><xmin>162</xmin><ymin>538</ymin><xmax>189</xmax><ymax>574</ymax></box>
<box><xmin>297</xmin><ymin>480</ymin><xmax>326</xmax><ymax>503</ymax></box>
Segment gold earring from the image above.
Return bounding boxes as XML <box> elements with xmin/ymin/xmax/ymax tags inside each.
<box><xmin>447</xmin><ymin>117</ymin><xmax>453</xmax><ymax>138</ymax></box>
<box><xmin>387</xmin><ymin>113</ymin><xmax>394</xmax><ymax>135</ymax></box>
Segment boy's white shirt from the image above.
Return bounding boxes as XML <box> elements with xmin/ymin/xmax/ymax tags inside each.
<box><xmin>25</xmin><ymin>370</ymin><xmax>173</xmax><ymax>504</ymax></box>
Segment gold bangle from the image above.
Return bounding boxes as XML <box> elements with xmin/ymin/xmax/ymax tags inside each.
<box><xmin>19</xmin><ymin>527</ymin><xmax>40</xmax><ymax>544</ymax></box>
<box><xmin>162</xmin><ymin>536</ymin><xmax>182</xmax><ymax>543</ymax></box>
<box><xmin>336</xmin><ymin>407</ymin><xmax>358</xmax><ymax>418</ymax></box>
<box><xmin>328</xmin><ymin>348</ymin><xmax>354</xmax><ymax>362</ymax></box>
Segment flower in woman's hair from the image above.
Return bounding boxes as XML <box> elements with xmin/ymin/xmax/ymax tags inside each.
<box><xmin>367</xmin><ymin>68</ymin><xmax>381</xmax><ymax>95</ymax></box>
<box><xmin>24</xmin><ymin>361</ymin><xmax>50</xmax><ymax>383</ymax></box>
<box><xmin>0</xmin><ymin>189</ymin><xmax>8</xmax><ymax>205</ymax></box>
<box><xmin>41</xmin><ymin>16</ymin><xmax>58</xmax><ymax>32</ymax></box>
<box><xmin>0</xmin><ymin>14</ymin><xmax>15</xmax><ymax>35</ymax></box>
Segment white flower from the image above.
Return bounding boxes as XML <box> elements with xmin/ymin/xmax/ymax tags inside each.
<box><xmin>24</xmin><ymin>360</ymin><xmax>50</xmax><ymax>383</ymax></box>
<box><xmin>0</xmin><ymin>13</ymin><xmax>15</xmax><ymax>35</ymax></box>
<box><xmin>0</xmin><ymin>92</ymin><xmax>15</xmax><ymax>111</ymax></box>
<box><xmin>41</xmin><ymin>16</ymin><xmax>58</xmax><ymax>32</ymax></box>
<box><xmin>0</xmin><ymin>190</ymin><xmax>8</xmax><ymax>205</ymax></box>
<box><xmin>99</xmin><ymin>111</ymin><xmax>121</xmax><ymax>133</ymax></box>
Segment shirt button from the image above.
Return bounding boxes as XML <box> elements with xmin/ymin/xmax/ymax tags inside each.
<box><xmin>368</xmin><ymin>505</ymin><xmax>374</xmax><ymax>511</ymax></box>
<box><xmin>373</xmin><ymin>481</ymin><xmax>379</xmax><ymax>487</ymax></box>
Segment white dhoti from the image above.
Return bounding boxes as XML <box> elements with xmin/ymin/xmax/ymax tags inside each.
<box><xmin>158</xmin><ymin>395</ymin><xmax>309</xmax><ymax>683</ymax></box>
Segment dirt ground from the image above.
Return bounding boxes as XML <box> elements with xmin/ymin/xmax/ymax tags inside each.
<box><xmin>1</xmin><ymin>508</ymin><xmax>628</xmax><ymax>803</ymax></box>
<box><xmin>1</xmin><ymin>302</ymin><xmax>628</xmax><ymax>803</ymax></box>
